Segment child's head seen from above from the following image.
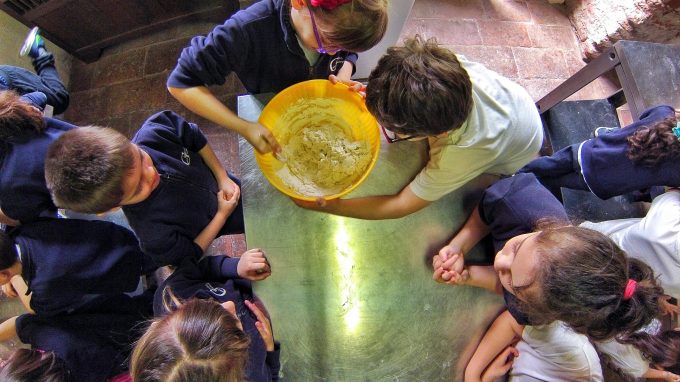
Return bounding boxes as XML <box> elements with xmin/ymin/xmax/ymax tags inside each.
<box><xmin>366</xmin><ymin>35</ymin><xmax>473</xmax><ymax>138</ymax></box>
<box><xmin>0</xmin><ymin>349</ymin><xmax>72</xmax><ymax>382</ymax></box>
<box><xmin>131</xmin><ymin>298</ymin><xmax>249</xmax><ymax>382</ymax></box>
<box><xmin>44</xmin><ymin>126</ymin><xmax>159</xmax><ymax>214</ymax></box>
<box><xmin>290</xmin><ymin>0</ymin><xmax>388</xmax><ymax>54</ymax></box>
<box><xmin>495</xmin><ymin>224</ymin><xmax>664</xmax><ymax>341</ymax></box>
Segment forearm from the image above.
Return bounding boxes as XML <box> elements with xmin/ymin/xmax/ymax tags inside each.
<box><xmin>0</xmin><ymin>208</ymin><xmax>19</xmax><ymax>226</ymax></box>
<box><xmin>320</xmin><ymin>187</ymin><xmax>430</xmax><ymax>220</ymax></box>
<box><xmin>168</xmin><ymin>86</ymin><xmax>250</xmax><ymax>135</ymax></box>
<box><xmin>465</xmin><ymin>311</ymin><xmax>521</xmax><ymax>382</ymax></box>
<box><xmin>449</xmin><ymin>206</ymin><xmax>491</xmax><ymax>253</ymax></box>
<box><xmin>0</xmin><ymin>316</ymin><xmax>18</xmax><ymax>342</ymax></box>
<box><xmin>194</xmin><ymin>211</ymin><xmax>230</xmax><ymax>252</ymax></box>
<box><xmin>11</xmin><ymin>276</ymin><xmax>33</xmax><ymax>313</ymax></box>
<box><xmin>336</xmin><ymin>61</ymin><xmax>354</xmax><ymax>82</ymax></box>
<box><xmin>464</xmin><ymin>266</ymin><xmax>502</xmax><ymax>293</ymax></box>
<box><xmin>198</xmin><ymin>144</ymin><xmax>228</xmax><ymax>184</ymax></box>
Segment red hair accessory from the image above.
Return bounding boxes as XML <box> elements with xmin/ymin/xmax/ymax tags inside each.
<box><xmin>623</xmin><ymin>279</ymin><xmax>637</xmax><ymax>300</ymax></box>
<box><xmin>310</xmin><ymin>0</ymin><xmax>352</xmax><ymax>10</ymax></box>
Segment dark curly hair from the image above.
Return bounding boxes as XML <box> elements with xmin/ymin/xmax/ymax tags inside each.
<box><xmin>627</xmin><ymin>117</ymin><xmax>680</xmax><ymax>166</ymax></box>
<box><xmin>516</xmin><ymin>226</ymin><xmax>663</xmax><ymax>341</ymax></box>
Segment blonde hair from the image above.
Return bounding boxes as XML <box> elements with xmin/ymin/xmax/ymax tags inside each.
<box><xmin>130</xmin><ymin>298</ymin><xmax>250</xmax><ymax>382</ymax></box>
<box><xmin>312</xmin><ymin>0</ymin><xmax>388</xmax><ymax>52</ymax></box>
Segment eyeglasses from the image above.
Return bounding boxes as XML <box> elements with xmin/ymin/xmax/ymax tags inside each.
<box><xmin>307</xmin><ymin>6</ymin><xmax>340</xmax><ymax>55</ymax></box>
<box><xmin>380</xmin><ymin>125</ymin><xmax>420</xmax><ymax>144</ymax></box>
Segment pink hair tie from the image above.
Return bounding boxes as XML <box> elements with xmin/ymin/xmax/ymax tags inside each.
<box><xmin>310</xmin><ymin>0</ymin><xmax>352</xmax><ymax>10</ymax></box>
<box><xmin>623</xmin><ymin>279</ymin><xmax>637</xmax><ymax>300</ymax></box>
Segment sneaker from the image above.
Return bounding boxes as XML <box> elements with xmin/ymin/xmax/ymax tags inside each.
<box><xmin>593</xmin><ymin>126</ymin><xmax>618</xmax><ymax>138</ymax></box>
<box><xmin>19</xmin><ymin>27</ymin><xmax>45</xmax><ymax>59</ymax></box>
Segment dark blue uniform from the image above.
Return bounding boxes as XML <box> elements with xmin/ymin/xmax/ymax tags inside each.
<box><xmin>122</xmin><ymin>111</ymin><xmax>244</xmax><ymax>267</ymax></box>
<box><xmin>0</xmin><ymin>117</ymin><xmax>76</xmax><ymax>223</ymax></box>
<box><xmin>520</xmin><ymin>105</ymin><xmax>678</xmax><ymax>199</ymax></box>
<box><xmin>12</xmin><ymin>218</ymin><xmax>144</xmax><ymax>316</ymax></box>
<box><xmin>167</xmin><ymin>0</ymin><xmax>357</xmax><ymax>94</ymax></box>
<box><xmin>16</xmin><ymin>293</ymin><xmax>152</xmax><ymax>382</ymax></box>
<box><xmin>155</xmin><ymin>256</ymin><xmax>281</xmax><ymax>382</ymax></box>
<box><xmin>478</xmin><ymin>173</ymin><xmax>569</xmax><ymax>325</ymax></box>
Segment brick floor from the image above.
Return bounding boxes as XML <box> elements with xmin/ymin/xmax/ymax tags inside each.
<box><xmin>65</xmin><ymin>0</ymin><xmax>618</xmax><ymax>257</ymax></box>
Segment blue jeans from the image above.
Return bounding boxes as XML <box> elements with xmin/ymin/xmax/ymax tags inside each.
<box><xmin>0</xmin><ymin>53</ymin><xmax>69</xmax><ymax>114</ymax></box>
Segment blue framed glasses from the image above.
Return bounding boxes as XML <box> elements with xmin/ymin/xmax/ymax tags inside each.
<box><xmin>307</xmin><ymin>6</ymin><xmax>340</xmax><ymax>55</ymax></box>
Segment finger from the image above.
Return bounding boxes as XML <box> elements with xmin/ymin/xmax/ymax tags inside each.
<box><xmin>432</xmin><ymin>267</ymin><xmax>445</xmax><ymax>282</ymax></box>
<box><xmin>441</xmin><ymin>255</ymin><xmax>460</xmax><ymax>270</ymax></box>
<box><xmin>315</xmin><ymin>197</ymin><xmax>327</xmax><ymax>207</ymax></box>
<box><xmin>328</xmin><ymin>74</ymin><xmax>339</xmax><ymax>84</ymax></box>
<box><xmin>245</xmin><ymin>300</ymin><xmax>269</xmax><ymax>324</ymax></box>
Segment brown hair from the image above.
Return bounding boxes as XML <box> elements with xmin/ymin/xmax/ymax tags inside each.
<box><xmin>0</xmin><ymin>230</ymin><xmax>17</xmax><ymax>270</ymax></box>
<box><xmin>627</xmin><ymin>117</ymin><xmax>680</xmax><ymax>166</ymax></box>
<box><xmin>0</xmin><ymin>90</ymin><xmax>45</xmax><ymax>144</ymax></box>
<box><xmin>0</xmin><ymin>349</ymin><xmax>72</xmax><ymax>382</ymax></box>
<box><xmin>622</xmin><ymin>329</ymin><xmax>680</xmax><ymax>373</ymax></box>
<box><xmin>130</xmin><ymin>298</ymin><xmax>250</xmax><ymax>382</ymax></box>
<box><xmin>44</xmin><ymin>126</ymin><xmax>133</xmax><ymax>213</ymax></box>
<box><xmin>517</xmin><ymin>226</ymin><xmax>663</xmax><ymax>341</ymax></box>
<box><xmin>312</xmin><ymin>0</ymin><xmax>388</xmax><ymax>53</ymax></box>
<box><xmin>365</xmin><ymin>35</ymin><xmax>473</xmax><ymax>136</ymax></box>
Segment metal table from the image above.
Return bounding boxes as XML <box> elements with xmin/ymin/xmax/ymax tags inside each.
<box><xmin>238</xmin><ymin>94</ymin><xmax>503</xmax><ymax>381</ymax></box>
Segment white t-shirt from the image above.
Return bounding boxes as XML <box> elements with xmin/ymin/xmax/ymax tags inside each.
<box><xmin>409</xmin><ymin>56</ymin><xmax>543</xmax><ymax>201</ymax></box>
<box><xmin>510</xmin><ymin>321</ymin><xmax>603</xmax><ymax>382</ymax></box>
<box><xmin>580</xmin><ymin>191</ymin><xmax>680</xmax><ymax>297</ymax></box>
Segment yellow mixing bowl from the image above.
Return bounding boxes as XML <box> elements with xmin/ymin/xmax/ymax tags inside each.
<box><xmin>256</xmin><ymin>79</ymin><xmax>380</xmax><ymax>201</ymax></box>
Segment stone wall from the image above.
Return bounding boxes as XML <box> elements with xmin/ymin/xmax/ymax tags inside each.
<box><xmin>565</xmin><ymin>0</ymin><xmax>680</xmax><ymax>60</ymax></box>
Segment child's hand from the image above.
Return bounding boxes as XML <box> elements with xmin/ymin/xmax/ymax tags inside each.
<box><xmin>245</xmin><ymin>300</ymin><xmax>275</xmax><ymax>351</ymax></box>
<box><xmin>481</xmin><ymin>346</ymin><xmax>518</xmax><ymax>382</ymax></box>
<box><xmin>220</xmin><ymin>177</ymin><xmax>240</xmax><ymax>200</ymax></box>
<box><xmin>659</xmin><ymin>295</ymin><xmax>680</xmax><ymax>316</ymax></box>
<box><xmin>329</xmin><ymin>75</ymin><xmax>366</xmax><ymax>98</ymax></box>
<box><xmin>237</xmin><ymin>248</ymin><xmax>271</xmax><ymax>281</ymax></box>
<box><xmin>245</xmin><ymin>122</ymin><xmax>282</xmax><ymax>155</ymax></box>
<box><xmin>1</xmin><ymin>283</ymin><xmax>17</xmax><ymax>298</ymax></box>
<box><xmin>217</xmin><ymin>187</ymin><xmax>240</xmax><ymax>217</ymax></box>
<box><xmin>432</xmin><ymin>245</ymin><xmax>468</xmax><ymax>285</ymax></box>
<box><xmin>432</xmin><ymin>255</ymin><xmax>469</xmax><ymax>285</ymax></box>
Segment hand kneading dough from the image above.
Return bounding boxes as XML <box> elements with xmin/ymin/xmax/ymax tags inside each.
<box><xmin>274</xmin><ymin>98</ymin><xmax>371</xmax><ymax>197</ymax></box>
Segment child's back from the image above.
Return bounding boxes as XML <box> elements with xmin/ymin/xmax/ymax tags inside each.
<box><xmin>11</xmin><ymin>218</ymin><xmax>144</xmax><ymax>316</ymax></box>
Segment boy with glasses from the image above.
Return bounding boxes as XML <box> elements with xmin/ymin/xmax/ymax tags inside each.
<box><xmin>297</xmin><ymin>36</ymin><xmax>543</xmax><ymax>219</ymax></box>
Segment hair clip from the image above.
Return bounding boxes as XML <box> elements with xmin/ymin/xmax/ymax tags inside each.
<box><xmin>673</xmin><ymin>122</ymin><xmax>680</xmax><ymax>141</ymax></box>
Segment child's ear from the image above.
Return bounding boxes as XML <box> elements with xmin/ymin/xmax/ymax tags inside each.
<box><xmin>291</xmin><ymin>0</ymin><xmax>305</xmax><ymax>10</ymax></box>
